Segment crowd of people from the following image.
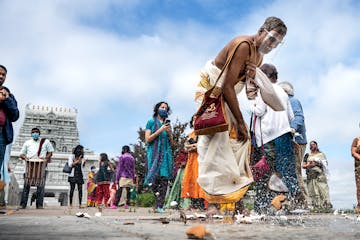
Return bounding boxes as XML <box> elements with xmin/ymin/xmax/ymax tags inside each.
<box><xmin>73</xmin><ymin>146</ymin><xmax>137</xmax><ymax>209</ymax></box>
<box><xmin>0</xmin><ymin>16</ymin><xmax>359</xmax><ymax>214</ymax></box>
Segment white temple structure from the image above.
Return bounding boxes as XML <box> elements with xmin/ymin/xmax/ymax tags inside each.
<box><xmin>9</xmin><ymin>104</ymin><xmax>98</xmax><ymax>206</ymax></box>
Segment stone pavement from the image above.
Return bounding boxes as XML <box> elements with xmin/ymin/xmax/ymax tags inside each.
<box><xmin>0</xmin><ymin>206</ymin><xmax>360</xmax><ymax>240</ymax></box>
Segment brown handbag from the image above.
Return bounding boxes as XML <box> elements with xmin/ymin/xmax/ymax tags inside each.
<box><xmin>194</xmin><ymin>40</ymin><xmax>253</xmax><ymax>135</ymax></box>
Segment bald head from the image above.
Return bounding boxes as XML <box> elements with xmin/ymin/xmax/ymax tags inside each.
<box><xmin>278</xmin><ymin>81</ymin><xmax>294</xmax><ymax>96</ymax></box>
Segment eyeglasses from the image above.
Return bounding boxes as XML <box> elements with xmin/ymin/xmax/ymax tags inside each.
<box><xmin>264</xmin><ymin>29</ymin><xmax>284</xmax><ymax>46</ymax></box>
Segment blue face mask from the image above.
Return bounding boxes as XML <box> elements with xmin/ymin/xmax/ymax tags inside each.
<box><xmin>31</xmin><ymin>132</ymin><xmax>40</xmax><ymax>140</ymax></box>
<box><xmin>158</xmin><ymin>109</ymin><xmax>168</xmax><ymax>119</ymax></box>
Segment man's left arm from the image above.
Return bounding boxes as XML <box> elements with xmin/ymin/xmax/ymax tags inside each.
<box><xmin>3</xmin><ymin>92</ymin><xmax>20</xmax><ymax>122</ymax></box>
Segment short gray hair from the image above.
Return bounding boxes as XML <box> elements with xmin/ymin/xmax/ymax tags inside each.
<box><xmin>278</xmin><ymin>81</ymin><xmax>294</xmax><ymax>96</ymax></box>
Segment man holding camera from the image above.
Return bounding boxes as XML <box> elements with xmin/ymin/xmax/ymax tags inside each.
<box><xmin>0</xmin><ymin>65</ymin><xmax>19</xmax><ymax>173</ymax></box>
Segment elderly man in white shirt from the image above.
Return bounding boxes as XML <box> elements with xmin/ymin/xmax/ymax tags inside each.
<box><xmin>250</xmin><ymin>63</ymin><xmax>301</xmax><ymax>214</ymax></box>
<box><xmin>19</xmin><ymin>127</ymin><xmax>54</xmax><ymax>209</ymax></box>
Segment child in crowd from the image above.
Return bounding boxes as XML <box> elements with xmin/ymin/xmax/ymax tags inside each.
<box><xmin>87</xmin><ymin>166</ymin><xmax>97</xmax><ymax>207</ymax></box>
<box><xmin>107</xmin><ymin>173</ymin><xmax>117</xmax><ymax>209</ymax></box>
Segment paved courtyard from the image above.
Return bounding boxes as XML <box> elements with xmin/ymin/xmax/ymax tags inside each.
<box><xmin>0</xmin><ymin>206</ymin><xmax>360</xmax><ymax>240</ymax></box>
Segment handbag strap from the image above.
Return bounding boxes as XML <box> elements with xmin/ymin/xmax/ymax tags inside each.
<box><xmin>209</xmin><ymin>39</ymin><xmax>255</xmax><ymax>94</ymax></box>
<box><xmin>253</xmin><ymin>115</ymin><xmax>265</xmax><ymax>154</ymax></box>
<box><xmin>259</xmin><ymin>117</ymin><xmax>264</xmax><ymax>154</ymax></box>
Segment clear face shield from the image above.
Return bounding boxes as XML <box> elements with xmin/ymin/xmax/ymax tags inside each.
<box><xmin>258</xmin><ymin>29</ymin><xmax>284</xmax><ymax>55</ymax></box>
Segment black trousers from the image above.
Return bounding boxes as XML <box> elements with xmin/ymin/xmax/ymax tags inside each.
<box><xmin>69</xmin><ymin>182</ymin><xmax>83</xmax><ymax>205</ymax></box>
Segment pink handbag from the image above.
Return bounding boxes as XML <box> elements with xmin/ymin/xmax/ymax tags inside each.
<box><xmin>252</xmin><ymin>155</ymin><xmax>270</xmax><ymax>181</ymax></box>
<box><xmin>251</xmin><ymin>116</ymin><xmax>270</xmax><ymax>181</ymax></box>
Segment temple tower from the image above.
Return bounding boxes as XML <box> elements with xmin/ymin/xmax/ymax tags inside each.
<box><xmin>11</xmin><ymin>104</ymin><xmax>80</xmax><ymax>153</ymax></box>
<box><xmin>9</xmin><ymin>104</ymin><xmax>98</xmax><ymax>207</ymax></box>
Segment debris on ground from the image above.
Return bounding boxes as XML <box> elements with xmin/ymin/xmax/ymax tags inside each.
<box><xmin>123</xmin><ymin>222</ymin><xmax>135</xmax><ymax>225</ymax></box>
<box><xmin>75</xmin><ymin>212</ymin><xmax>91</xmax><ymax>218</ymax></box>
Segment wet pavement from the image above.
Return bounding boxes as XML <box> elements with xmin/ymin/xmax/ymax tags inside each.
<box><xmin>0</xmin><ymin>206</ymin><xmax>360</xmax><ymax>239</ymax></box>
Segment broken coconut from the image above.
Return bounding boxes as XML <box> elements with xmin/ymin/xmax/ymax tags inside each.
<box><xmin>186</xmin><ymin>224</ymin><xmax>213</xmax><ymax>239</ymax></box>
<box><xmin>271</xmin><ymin>194</ymin><xmax>287</xmax><ymax>210</ymax></box>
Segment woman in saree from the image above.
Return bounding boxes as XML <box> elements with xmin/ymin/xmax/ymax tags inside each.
<box><xmin>302</xmin><ymin>141</ymin><xmax>332</xmax><ymax>210</ymax></box>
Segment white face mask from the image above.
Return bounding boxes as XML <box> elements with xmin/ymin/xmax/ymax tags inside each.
<box><xmin>91</xmin><ymin>169</ymin><xmax>97</xmax><ymax>173</ymax></box>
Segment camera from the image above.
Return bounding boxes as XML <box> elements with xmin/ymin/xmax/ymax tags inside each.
<box><xmin>165</xmin><ymin>119</ymin><xmax>171</xmax><ymax>124</ymax></box>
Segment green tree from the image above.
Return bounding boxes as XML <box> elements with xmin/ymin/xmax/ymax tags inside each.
<box><xmin>131</xmin><ymin>119</ymin><xmax>188</xmax><ymax>193</ymax></box>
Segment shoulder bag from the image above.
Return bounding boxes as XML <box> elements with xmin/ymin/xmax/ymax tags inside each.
<box><xmin>194</xmin><ymin>40</ymin><xmax>254</xmax><ymax>135</ymax></box>
<box><xmin>63</xmin><ymin>161</ymin><xmax>72</xmax><ymax>174</ymax></box>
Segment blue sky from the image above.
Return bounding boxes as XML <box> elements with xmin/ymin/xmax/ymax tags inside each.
<box><xmin>1</xmin><ymin>0</ymin><xmax>360</xmax><ymax>209</ymax></box>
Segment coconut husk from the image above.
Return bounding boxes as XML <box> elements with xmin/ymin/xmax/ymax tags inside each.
<box><xmin>271</xmin><ymin>194</ymin><xmax>287</xmax><ymax>210</ymax></box>
<box><xmin>186</xmin><ymin>224</ymin><xmax>210</xmax><ymax>239</ymax></box>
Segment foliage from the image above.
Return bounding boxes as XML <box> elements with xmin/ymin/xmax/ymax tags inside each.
<box><xmin>136</xmin><ymin>193</ymin><xmax>155</xmax><ymax>207</ymax></box>
<box><xmin>131</xmin><ymin>118</ymin><xmax>188</xmax><ymax>193</ymax></box>
<box><xmin>171</xmin><ymin>118</ymin><xmax>189</xmax><ymax>161</ymax></box>
<box><xmin>131</xmin><ymin>127</ymin><xmax>147</xmax><ymax>193</ymax></box>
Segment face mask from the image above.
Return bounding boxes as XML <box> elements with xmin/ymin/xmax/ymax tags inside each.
<box><xmin>91</xmin><ymin>169</ymin><xmax>97</xmax><ymax>173</ymax></box>
<box><xmin>31</xmin><ymin>132</ymin><xmax>40</xmax><ymax>140</ymax></box>
<box><xmin>158</xmin><ymin>109</ymin><xmax>168</xmax><ymax>118</ymax></box>
<box><xmin>310</xmin><ymin>146</ymin><xmax>317</xmax><ymax>152</ymax></box>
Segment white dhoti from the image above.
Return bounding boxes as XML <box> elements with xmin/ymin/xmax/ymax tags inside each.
<box><xmin>195</xmin><ymin>61</ymin><xmax>253</xmax><ymax>203</ymax></box>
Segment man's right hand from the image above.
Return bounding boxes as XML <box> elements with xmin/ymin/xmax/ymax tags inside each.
<box><xmin>237</xmin><ymin>125</ymin><xmax>249</xmax><ymax>142</ymax></box>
